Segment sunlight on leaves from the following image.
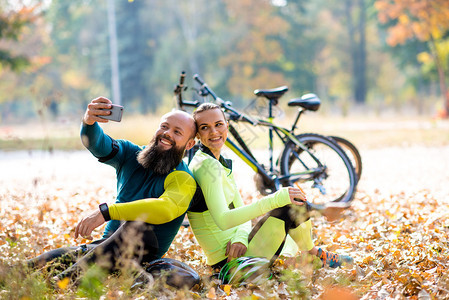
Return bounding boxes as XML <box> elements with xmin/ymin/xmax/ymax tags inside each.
<box><xmin>56</xmin><ymin>277</ymin><xmax>70</xmax><ymax>290</ymax></box>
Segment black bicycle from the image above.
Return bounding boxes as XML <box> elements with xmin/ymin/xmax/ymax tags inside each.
<box><xmin>175</xmin><ymin>72</ymin><xmax>358</xmax><ymax>205</ymax></box>
<box><xmin>243</xmin><ymin>91</ymin><xmax>362</xmax><ymax>183</ymax></box>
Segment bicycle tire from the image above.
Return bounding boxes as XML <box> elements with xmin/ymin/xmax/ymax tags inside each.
<box><xmin>279</xmin><ymin>133</ymin><xmax>357</xmax><ymax>203</ymax></box>
<box><xmin>329</xmin><ymin>136</ymin><xmax>362</xmax><ymax>183</ymax></box>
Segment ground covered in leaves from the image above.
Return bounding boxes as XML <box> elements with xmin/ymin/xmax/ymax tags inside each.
<box><xmin>1</xmin><ymin>145</ymin><xmax>449</xmax><ymax>299</ymax></box>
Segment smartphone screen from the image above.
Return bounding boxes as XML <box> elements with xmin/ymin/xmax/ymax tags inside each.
<box><xmin>98</xmin><ymin>104</ymin><xmax>123</xmax><ymax>122</ymax></box>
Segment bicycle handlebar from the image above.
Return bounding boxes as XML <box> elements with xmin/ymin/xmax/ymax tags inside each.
<box><xmin>175</xmin><ymin>71</ymin><xmax>200</xmax><ymax>109</ymax></box>
<box><xmin>175</xmin><ymin>72</ymin><xmax>257</xmax><ymax>125</ymax></box>
<box><xmin>193</xmin><ymin>73</ymin><xmax>204</xmax><ymax>86</ymax></box>
<box><xmin>174</xmin><ymin>71</ymin><xmax>185</xmax><ymax>109</ymax></box>
<box><xmin>179</xmin><ymin>71</ymin><xmax>186</xmax><ymax>86</ymax></box>
<box><xmin>193</xmin><ymin>74</ymin><xmax>221</xmax><ymax>104</ymax></box>
<box><xmin>193</xmin><ymin>74</ymin><xmax>257</xmax><ymax>125</ymax></box>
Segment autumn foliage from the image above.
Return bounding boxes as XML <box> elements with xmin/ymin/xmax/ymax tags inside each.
<box><xmin>375</xmin><ymin>0</ymin><xmax>449</xmax><ymax>117</ymax></box>
<box><xmin>375</xmin><ymin>0</ymin><xmax>449</xmax><ymax>46</ymax></box>
<box><xmin>1</xmin><ymin>142</ymin><xmax>449</xmax><ymax>298</ymax></box>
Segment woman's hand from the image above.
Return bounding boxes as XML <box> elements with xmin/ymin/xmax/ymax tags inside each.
<box><xmin>288</xmin><ymin>186</ymin><xmax>307</xmax><ymax>205</ymax></box>
<box><xmin>226</xmin><ymin>241</ymin><xmax>247</xmax><ymax>262</ymax></box>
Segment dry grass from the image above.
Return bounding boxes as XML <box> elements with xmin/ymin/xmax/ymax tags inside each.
<box><xmin>1</xmin><ymin>112</ymin><xmax>448</xmax><ymax>151</ymax></box>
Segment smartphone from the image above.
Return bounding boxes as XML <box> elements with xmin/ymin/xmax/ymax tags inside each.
<box><xmin>98</xmin><ymin>104</ymin><xmax>124</xmax><ymax>122</ymax></box>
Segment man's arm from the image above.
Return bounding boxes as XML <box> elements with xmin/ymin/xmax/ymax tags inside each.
<box><xmin>74</xmin><ymin>209</ymin><xmax>106</xmax><ymax>240</ymax></box>
<box><xmin>83</xmin><ymin>97</ymin><xmax>114</xmax><ymax>126</ymax></box>
<box><xmin>108</xmin><ymin>171</ymin><xmax>196</xmax><ymax>223</ymax></box>
<box><xmin>80</xmin><ymin>97</ymin><xmax>120</xmax><ymax>160</ymax></box>
<box><xmin>74</xmin><ymin>171</ymin><xmax>196</xmax><ymax>239</ymax></box>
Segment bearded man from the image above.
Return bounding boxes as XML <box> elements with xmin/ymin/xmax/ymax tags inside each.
<box><xmin>28</xmin><ymin>96</ymin><xmax>197</xmax><ymax>282</ymax></box>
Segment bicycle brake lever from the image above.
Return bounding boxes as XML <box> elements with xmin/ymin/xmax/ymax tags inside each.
<box><xmin>226</xmin><ymin>112</ymin><xmax>239</xmax><ymax>121</ymax></box>
<box><xmin>199</xmin><ymin>87</ymin><xmax>209</xmax><ymax>97</ymax></box>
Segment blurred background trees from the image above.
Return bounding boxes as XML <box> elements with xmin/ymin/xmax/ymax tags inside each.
<box><xmin>375</xmin><ymin>0</ymin><xmax>449</xmax><ymax>117</ymax></box>
<box><xmin>0</xmin><ymin>0</ymin><xmax>448</xmax><ymax>122</ymax></box>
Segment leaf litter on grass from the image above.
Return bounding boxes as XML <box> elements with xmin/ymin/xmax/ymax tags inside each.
<box><xmin>1</xmin><ymin>147</ymin><xmax>449</xmax><ymax>299</ymax></box>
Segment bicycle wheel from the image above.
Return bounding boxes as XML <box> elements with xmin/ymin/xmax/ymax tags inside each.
<box><xmin>329</xmin><ymin>136</ymin><xmax>362</xmax><ymax>183</ymax></box>
<box><xmin>279</xmin><ymin>133</ymin><xmax>356</xmax><ymax>203</ymax></box>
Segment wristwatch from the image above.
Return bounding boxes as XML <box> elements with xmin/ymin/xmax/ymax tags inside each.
<box><xmin>99</xmin><ymin>203</ymin><xmax>111</xmax><ymax>221</ymax></box>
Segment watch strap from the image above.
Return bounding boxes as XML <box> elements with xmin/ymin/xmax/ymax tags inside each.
<box><xmin>99</xmin><ymin>203</ymin><xmax>111</xmax><ymax>221</ymax></box>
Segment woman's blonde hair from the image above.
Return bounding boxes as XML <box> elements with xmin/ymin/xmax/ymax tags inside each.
<box><xmin>193</xmin><ymin>103</ymin><xmax>226</xmax><ymax>121</ymax></box>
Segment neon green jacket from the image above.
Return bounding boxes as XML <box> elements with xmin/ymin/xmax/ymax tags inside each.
<box><xmin>187</xmin><ymin>146</ymin><xmax>291</xmax><ymax>265</ymax></box>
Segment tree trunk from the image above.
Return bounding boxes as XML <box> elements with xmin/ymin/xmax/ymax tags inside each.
<box><xmin>429</xmin><ymin>37</ymin><xmax>449</xmax><ymax>117</ymax></box>
<box><xmin>107</xmin><ymin>0</ymin><xmax>121</xmax><ymax>105</ymax></box>
<box><xmin>345</xmin><ymin>0</ymin><xmax>367</xmax><ymax>104</ymax></box>
<box><xmin>355</xmin><ymin>0</ymin><xmax>367</xmax><ymax>104</ymax></box>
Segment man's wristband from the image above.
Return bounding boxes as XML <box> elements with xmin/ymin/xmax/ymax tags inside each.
<box><xmin>99</xmin><ymin>203</ymin><xmax>111</xmax><ymax>221</ymax></box>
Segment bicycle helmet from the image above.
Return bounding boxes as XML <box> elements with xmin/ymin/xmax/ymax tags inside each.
<box><xmin>218</xmin><ymin>257</ymin><xmax>271</xmax><ymax>286</ymax></box>
<box><xmin>143</xmin><ymin>258</ymin><xmax>200</xmax><ymax>289</ymax></box>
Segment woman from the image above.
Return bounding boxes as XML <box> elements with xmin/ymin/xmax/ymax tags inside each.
<box><xmin>187</xmin><ymin>103</ymin><xmax>352</xmax><ymax>274</ymax></box>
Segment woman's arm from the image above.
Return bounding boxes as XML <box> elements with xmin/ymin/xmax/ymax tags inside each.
<box><xmin>195</xmin><ymin>158</ymin><xmax>291</xmax><ymax>231</ymax></box>
<box><xmin>227</xmin><ymin>187</ymin><xmax>251</xmax><ymax>247</ymax></box>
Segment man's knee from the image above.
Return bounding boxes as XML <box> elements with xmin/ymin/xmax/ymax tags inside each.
<box><xmin>98</xmin><ymin>221</ymin><xmax>159</xmax><ymax>263</ymax></box>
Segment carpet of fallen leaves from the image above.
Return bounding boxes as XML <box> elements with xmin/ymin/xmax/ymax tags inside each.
<box><xmin>1</xmin><ymin>145</ymin><xmax>449</xmax><ymax>299</ymax></box>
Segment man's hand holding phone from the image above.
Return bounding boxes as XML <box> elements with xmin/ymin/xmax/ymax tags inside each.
<box><xmin>83</xmin><ymin>97</ymin><xmax>123</xmax><ymax>125</ymax></box>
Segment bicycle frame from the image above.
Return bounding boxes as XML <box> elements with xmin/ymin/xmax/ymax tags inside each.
<box><xmin>225</xmin><ymin>116</ymin><xmax>325</xmax><ymax>189</ymax></box>
<box><xmin>176</xmin><ymin>72</ymin><xmax>341</xmax><ymax>193</ymax></box>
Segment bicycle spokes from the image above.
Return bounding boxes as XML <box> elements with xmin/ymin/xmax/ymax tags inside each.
<box><xmin>280</xmin><ymin>134</ymin><xmax>356</xmax><ymax>204</ymax></box>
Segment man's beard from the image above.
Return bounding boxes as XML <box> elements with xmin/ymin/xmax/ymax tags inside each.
<box><xmin>137</xmin><ymin>135</ymin><xmax>186</xmax><ymax>175</ymax></box>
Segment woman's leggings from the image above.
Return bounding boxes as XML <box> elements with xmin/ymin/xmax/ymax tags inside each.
<box><xmin>245</xmin><ymin>204</ymin><xmax>312</xmax><ymax>264</ymax></box>
<box><xmin>212</xmin><ymin>204</ymin><xmax>312</xmax><ymax>270</ymax></box>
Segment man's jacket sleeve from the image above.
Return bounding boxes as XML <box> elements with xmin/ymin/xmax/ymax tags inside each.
<box><xmin>107</xmin><ymin>171</ymin><xmax>197</xmax><ymax>224</ymax></box>
<box><xmin>80</xmin><ymin>122</ymin><xmax>114</xmax><ymax>159</ymax></box>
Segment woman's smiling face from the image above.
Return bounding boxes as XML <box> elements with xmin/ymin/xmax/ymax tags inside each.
<box><xmin>195</xmin><ymin>108</ymin><xmax>228</xmax><ymax>158</ymax></box>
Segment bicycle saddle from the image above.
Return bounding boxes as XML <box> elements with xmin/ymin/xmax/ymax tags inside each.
<box><xmin>254</xmin><ymin>86</ymin><xmax>289</xmax><ymax>105</ymax></box>
<box><xmin>288</xmin><ymin>93</ymin><xmax>321</xmax><ymax>111</ymax></box>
